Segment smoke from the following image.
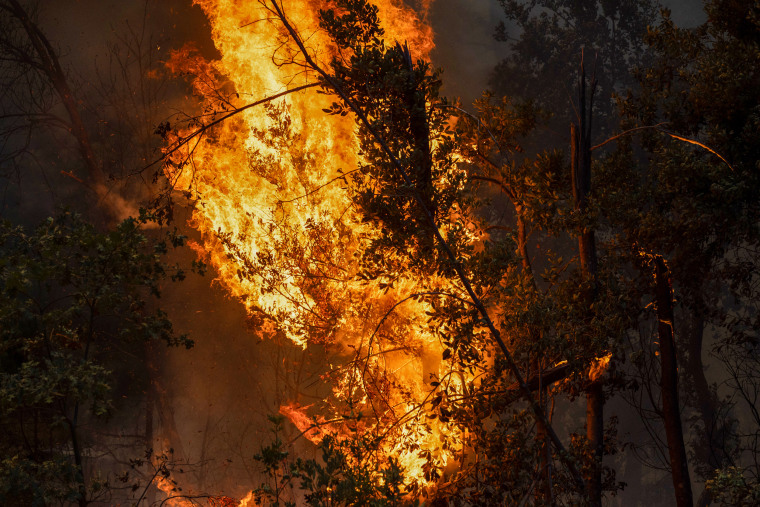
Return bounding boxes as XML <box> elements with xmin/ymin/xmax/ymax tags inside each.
<box><xmin>662</xmin><ymin>0</ymin><xmax>708</xmax><ymax>26</ymax></box>
<box><xmin>428</xmin><ymin>0</ymin><xmax>706</xmax><ymax>107</ymax></box>
<box><xmin>156</xmin><ymin>238</ymin><xmax>330</xmax><ymax>498</ymax></box>
<box><xmin>0</xmin><ymin>0</ymin><xmax>216</xmax><ymax>224</ymax></box>
<box><xmin>428</xmin><ymin>0</ymin><xmax>505</xmax><ymax>104</ymax></box>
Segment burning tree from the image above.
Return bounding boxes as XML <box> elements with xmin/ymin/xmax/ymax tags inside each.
<box><xmin>162</xmin><ymin>0</ymin><xmax>629</xmax><ymax>503</ymax></box>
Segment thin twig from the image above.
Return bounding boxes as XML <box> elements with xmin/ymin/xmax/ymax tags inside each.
<box><xmin>278</xmin><ymin>168</ymin><xmax>361</xmax><ymax>204</ymax></box>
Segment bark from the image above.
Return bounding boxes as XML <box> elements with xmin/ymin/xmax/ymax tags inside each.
<box><xmin>654</xmin><ymin>257</ymin><xmax>694</xmax><ymax>506</ymax></box>
<box><xmin>516</xmin><ymin>212</ymin><xmax>533</xmax><ymax>275</ymax></box>
<box><xmin>585</xmin><ymin>382</ymin><xmax>604</xmax><ymax>506</ymax></box>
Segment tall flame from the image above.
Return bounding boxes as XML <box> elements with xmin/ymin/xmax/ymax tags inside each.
<box><xmin>165</xmin><ymin>0</ymin><xmax>468</xmax><ymax>491</ymax></box>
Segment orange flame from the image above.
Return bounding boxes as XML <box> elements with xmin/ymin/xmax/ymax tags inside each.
<box><xmin>165</xmin><ymin>0</ymin><xmax>471</xmax><ymax>491</ymax></box>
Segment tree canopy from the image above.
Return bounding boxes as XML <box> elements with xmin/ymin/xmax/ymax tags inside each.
<box><xmin>0</xmin><ymin>211</ymin><xmax>192</xmax><ymax>505</ymax></box>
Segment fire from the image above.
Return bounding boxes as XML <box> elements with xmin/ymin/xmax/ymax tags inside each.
<box><xmin>155</xmin><ymin>476</ymin><xmax>193</xmax><ymax>507</ymax></box>
<box><xmin>237</xmin><ymin>491</ymin><xmax>254</xmax><ymax>506</ymax></box>
<box><xmin>165</xmin><ymin>0</ymin><xmax>470</xmax><ymax>494</ymax></box>
<box><xmin>588</xmin><ymin>353</ymin><xmax>612</xmax><ymax>382</ymax></box>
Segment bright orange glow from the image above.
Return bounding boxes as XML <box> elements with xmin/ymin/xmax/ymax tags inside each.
<box><xmin>588</xmin><ymin>353</ymin><xmax>612</xmax><ymax>382</ymax></box>
<box><xmin>164</xmin><ymin>0</ymin><xmax>472</xmax><ymax>494</ymax></box>
<box><xmin>155</xmin><ymin>475</ymin><xmax>192</xmax><ymax>507</ymax></box>
<box><xmin>237</xmin><ymin>491</ymin><xmax>254</xmax><ymax>507</ymax></box>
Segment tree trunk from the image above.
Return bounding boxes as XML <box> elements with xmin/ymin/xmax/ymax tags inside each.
<box><xmin>655</xmin><ymin>257</ymin><xmax>694</xmax><ymax>507</ymax></box>
<box><xmin>571</xmin><ymin>55</ymin><xmax>603</xmax><ymax>506</ymax></box>
<box><xmin>585</xmin><ymin>382</ymin><xmax>604</xmax><ymax>505</ymax></box>
<box><xmin>67</xmin><ymin>414</ymin><xmax>88</xmax><ymax>507</ymax></box>
<box><xmin>517</xmin><ymin>213</ymin><xmax>554</xmax><ymax>502</ymax></box>
<box><xmin>535</xmin><ymin>382</ymin><xmax>554</xmax><ymax>503</ymax></box>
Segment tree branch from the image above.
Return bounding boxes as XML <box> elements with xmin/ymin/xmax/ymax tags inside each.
<box><xmin>143</xmin><ymin>82</ymin><xmax>320</xmax><ymax>173</ymax></box>
<box><xmin>590</xmin><ymin>122</ymin><xmax>735</xmax><ymax>172</ymax></box>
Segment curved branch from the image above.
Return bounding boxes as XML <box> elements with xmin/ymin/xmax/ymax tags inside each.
<box><xmin>591</xmin><ymin>122</ymin><xmax>735</xmax><ymax>172</ymax></box>
<box><xmin>143</xmin><ymin>82</ymin><xmax>320</xmax><ymax>173</ymax></box>
<box><xmin>589</xmin><ymin>123</ymin><xmax>668</xmax><ymax>151</ymax></box>
<box><xmin>660</xmin><ymin>129</ymin><xmax>735</xmax><ymax>172</ymax></box>
<box><xmin>361</xmin><ymin>290</ymin><xmax>475</xmax><ymax>376</ymax></box>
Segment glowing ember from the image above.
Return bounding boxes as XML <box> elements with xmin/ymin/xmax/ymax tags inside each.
<box><xmin>155</xmin><ymin>475</ymin><xmax>192</xmax><ymax>507</ymax></box>
<box><xmin>279</xmin><ymin>401</ymin><xmax>335</xmax><ymax>443</ymax></box>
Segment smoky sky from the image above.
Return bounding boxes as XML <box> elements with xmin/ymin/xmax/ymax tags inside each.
<box><xmin>429</xmin><ymin>0</ymin><xmax>706</xmax><ymax>103</ymax></box>
<box><xmin>37</xmin><ymin>0</ymin><xmax>706</xmax><ymax>109</ymax></box>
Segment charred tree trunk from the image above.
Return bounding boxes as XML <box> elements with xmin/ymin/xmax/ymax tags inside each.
<box><xmin>571</xmin><ymin>55</ymin><xmax>603</xmax><ymax>507</ymax></box>
<box><xmin>655</xmin><ymin>257</ymin><xmax>694</xmax><ymax>507</ymax></box>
